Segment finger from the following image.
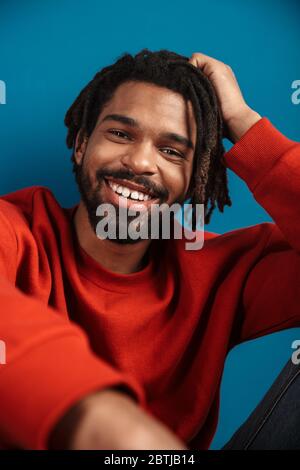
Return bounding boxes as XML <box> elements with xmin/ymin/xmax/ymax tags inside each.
<box><xmin>189</xmin><ymin>52</ymin><xmax>219</xmax><ymax>64</ymax></box>
<box><xmin>188</xmin><ymin>52</ymin><xmax>224</xmax><ymax>70</ymax></box>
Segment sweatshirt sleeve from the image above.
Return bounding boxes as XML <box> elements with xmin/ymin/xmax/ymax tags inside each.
<box><xmin>223</xmin><ymin>118</ymin><xmax>300</xmax><ymax>346</ymax></box>
<box><xmin>0</xmin><ymin>209</ymin><xmax>146</xmax><ymax>450</ymax></box>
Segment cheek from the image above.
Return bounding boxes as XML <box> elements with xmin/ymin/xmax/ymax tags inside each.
<box><xmin>84</xmin><ymin>139</ymin><xmax>121</xmax><ymax>177</ymax></box>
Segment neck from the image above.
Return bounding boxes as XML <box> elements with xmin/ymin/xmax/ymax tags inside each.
<box><xmin>73</xmin><ymin>201</ymin><xmax>152</xmax><ymax>274</ymax></box>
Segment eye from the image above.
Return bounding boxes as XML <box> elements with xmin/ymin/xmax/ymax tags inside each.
<box><xmin>160</xmin><ymin>148</ymin><xmax>185</xmax><ymax>159</ymax></box>
<box><xmin>108</xmin><ymin>130</ymin><xmax>131</xmax><ymax>139</ymax></box>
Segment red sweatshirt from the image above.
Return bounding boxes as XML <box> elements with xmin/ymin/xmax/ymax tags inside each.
<box><xmin>0</xmin><ymin>118</ymin><xmax>300</xmax><ymax>450</ymax></box>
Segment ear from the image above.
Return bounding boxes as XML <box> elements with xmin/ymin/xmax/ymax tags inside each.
<box><xmin>74</xmin><ymin>130</ymin><xmax>88</xmax><ymax>165</ymax></box>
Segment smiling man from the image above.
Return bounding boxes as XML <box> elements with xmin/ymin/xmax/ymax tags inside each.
<box><xmin>72</xmin><ymin>79</ymin><xmax>197</xmax><ymax>271</ymax></box>
<box><xmin>0</xmin><ymin>49</ymin><xmax>300</xmax><ymax>450</ymax></box>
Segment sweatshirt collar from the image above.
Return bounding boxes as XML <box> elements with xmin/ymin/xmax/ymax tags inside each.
<box><xmin>68</xmin><ymin>205</ymin><xmax>160</xmax><ymax>292</ymax></box>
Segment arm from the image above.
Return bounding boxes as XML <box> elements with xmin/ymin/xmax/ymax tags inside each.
<box><xmin>224</xmin><ymin>118</ymin><xmax>300</xmax><ymax>345</ymax></box>
<box><xmin>0</xmin><ymin>206</ymin><xmax>186</xmax><ymax>449</ymax></box>
<box><xmin>189</xmin><ymin>52</ymin><xmax>300</xmax><ymax>345</ymax></box>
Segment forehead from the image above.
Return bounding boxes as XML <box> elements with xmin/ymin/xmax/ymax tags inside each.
<box><xmin>97</xmin><ymin>80</ymin><xmax>197</xmax><ymax>141</ymax></box>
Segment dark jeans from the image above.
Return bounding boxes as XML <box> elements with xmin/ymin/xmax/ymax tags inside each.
<box><xmin>221</xmin><ymin>358</ymin><xmax>300</xmax><ymax>449</ymax></box>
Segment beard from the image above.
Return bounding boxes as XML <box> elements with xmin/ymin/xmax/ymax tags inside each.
<box><xmin>74</xmin><ymin>159</ymin><xmax>173</xmax><ymax>245</ymax></box>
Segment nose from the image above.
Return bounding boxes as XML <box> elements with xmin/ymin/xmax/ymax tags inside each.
<box><xmin>120</xmin><ymin>142</ymin><xmax>157</xmax><ymax>175</ymax></box>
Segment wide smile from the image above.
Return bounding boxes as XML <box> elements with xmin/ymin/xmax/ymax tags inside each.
<box><xmin>103</xmin><ymin>177</ymin><xmax>160</xmax><ymax>211</ymax></box>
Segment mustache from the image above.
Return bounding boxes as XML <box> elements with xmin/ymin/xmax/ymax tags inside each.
<box><xmin>95</xmin><ymin>167</ymin><xmax>169</xmax><ymax>201</ymax></box>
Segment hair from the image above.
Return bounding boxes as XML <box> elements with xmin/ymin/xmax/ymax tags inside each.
<box><xmin>64</xmin><ymin>48</ymin><xmax>232</xmax><ymax>226</ymax></box>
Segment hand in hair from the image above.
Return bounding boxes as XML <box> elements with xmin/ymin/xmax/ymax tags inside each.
<box><xmin>189</xmin><ymin>52</ymin><xmax>261</xmax><ymax>143</ymax></box>
<box><xmin>65</xmin><ymin>48</ymin><xmax>234</xmax><ymax>224</ymax></box>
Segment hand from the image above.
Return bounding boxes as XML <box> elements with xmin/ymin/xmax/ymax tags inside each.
<box><xmin>48</xmin><ymin>388</ymin><xmax>188</xmax><ymax>450</ymax></box>
<box><xmin>188</xmin><ymin>52</ymin><xmax>262</xmax><ymax>143</ymax></box>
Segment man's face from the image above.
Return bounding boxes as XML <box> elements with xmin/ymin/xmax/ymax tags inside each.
<box><xmin>74</xmin><ymin>80</ymin><xmax>197</xmax><ymax>243</ymax></box>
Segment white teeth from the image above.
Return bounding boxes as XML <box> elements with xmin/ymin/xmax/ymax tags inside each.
<box><xmin>130</xmin><ymin>191</ymin><xmax>139</xmax><ymax>200</ymax></box>
<box><xmin>122</xmin><ymin>187</ymin><xmax>131</xmax><ymax>198</ymax></box>
<box><xmin>107</xmin><ymin>180</ymin><xmax>152</xmax><ymax>201</ymax></box>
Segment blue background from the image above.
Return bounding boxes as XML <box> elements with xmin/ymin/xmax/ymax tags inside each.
<box><xmin>1</xmin><ymin>0</ymin><xmax>300</xmax><ymax>449</ymax></box>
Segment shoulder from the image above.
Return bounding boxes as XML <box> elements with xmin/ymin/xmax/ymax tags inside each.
<box><xmin>0</xmin><ymin>185</ymin><xmax>58</xmax><ymax>232</ymax></box>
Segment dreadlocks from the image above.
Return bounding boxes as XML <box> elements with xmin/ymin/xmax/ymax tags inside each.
<box><xmin>64</xmin><ymin>48</ymin><xmax>232</xmax><ymax>226</ymax></box>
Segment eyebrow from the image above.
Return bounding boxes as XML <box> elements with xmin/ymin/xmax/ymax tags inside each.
<box><xmin>100</xmin><ymin>113</ymin><xmax>194</xmax><ymax>150</ymax></box>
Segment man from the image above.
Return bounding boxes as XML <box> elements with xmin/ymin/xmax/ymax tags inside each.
<box><xmin>0</xmin><ymin>49</ymin><xmax>299</xmax><ymax>450</ymax></box>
